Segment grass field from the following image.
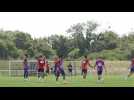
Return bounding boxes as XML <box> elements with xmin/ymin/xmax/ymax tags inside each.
<box><xmin>0</xmin><ymin>60</ymin><xmax>133</xmax><ymax>87</ymax></box>
<box><xmin>0</xmin><ymin>74</ymin><xmax>134</xmax><ymax>87</ymax></box>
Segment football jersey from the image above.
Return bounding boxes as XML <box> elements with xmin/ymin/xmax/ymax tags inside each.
<box><xmin>81</xmin><ymin>59</ymin><xmax>89</xmax><ymax>69</ymax></box>
<box><xmin>96</xmin><ymin>60</ymin><xmax>104</xmax><ymax>71</ymax></box>
<box><xmin>23</xmin><ymin>59</ymin><xmax>28</xmax><ymax>69</ymax></box>
<box><xmin>38</xmin><ymin>59</ymin><xmax>45</xmax><ymax>69</ymax></box>
<box><xmin>131</xmin><ymin>58</ymin><xmax>134</xmax><ymax>67</ymax></box>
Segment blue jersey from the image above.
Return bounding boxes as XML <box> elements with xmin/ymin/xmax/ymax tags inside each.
<box><xmin>59</xmin><ymin>59</ymin><xmax>64</xmax><ymax>70</ymax></box>
<box><xmin>23</xmin><ymin>59</ymin><xmax>29</xmax><ymax>70</ymax></box>
<box><xmin>96</xmin><ymin>60</ymin><xmax>104</xmax><ymax>71</ymax></box>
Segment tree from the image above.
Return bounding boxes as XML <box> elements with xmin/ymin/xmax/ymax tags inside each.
<box><xmin>49</xmin><ymin>35</ymin><xmax>69</xmax><ymax>58</ymax></box>
<box><xmin>85</xmin><ymin>21</ymin><xmax>99</xmax><ymax>52</ymax></box>
<box><xmin>98</xmin><ymin>31</ymin><xmax>118</xmax><ymax>50</ymax></box>
<box><xmin>67</xmin><ymin>23</ymin><xmax>86</xmax><ymax>55</ymax></box>
<box><xmin>68</xmin><ymin>48</ymin><xmax>80</xmax><ymax>59</ymax></box>
<box><xmin>32</xmin><ymin>38</ymin><xmax>55</xmax><ymax>58</ymax></box>
<box><xmin>0</xmin><ymin>40</ymin><xmax>7</xmax><ymax>59</ymax></box>
<box><xmin>14</xmin><ymin>32</ymin><xmax>32</xmax><ymax>50</ymax></box>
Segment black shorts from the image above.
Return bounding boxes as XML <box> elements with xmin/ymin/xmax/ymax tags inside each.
<box><xmin>82</xmin><ymin>69</ymin><xmax>87</xmax><ymax>74</ymax></box>
<box><xmin>130</xmin><ymin>67</ymin><xmax>134</xmax><ymax>73</ymax></box>
<box><xmin>55</xmin><ymin>68</ymin><xmax>65</xmax><ymax>77</ymax></box>
<box><xmin>38</xmin><ymin>68</ymin><xmax>44</xmax><ymax>72</ymax></box>
<box><xmin>46</xmin><ymin>69</ymin><xmax>49</xmax><ymax>73</ymax></box>
<box><xmin>68</xmin><ymin>69</ymin><xmax>72</xmax><ymax>72</ymax></box>
<box><xmin>97</xmin><ymin>70</ymin><xmax>102</xmax><ymax>75</ymax></box>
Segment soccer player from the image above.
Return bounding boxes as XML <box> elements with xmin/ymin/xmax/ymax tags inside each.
<box><xmin>37</xmin><ymin>55</ymin><xmax>45</xmax><ymax>80</ymax></box>
<box><xmin>94</xmin><ymin>57</ymin><xmax>106</xmax><ymax>82</ymax></box>
<box><xmin>53</xmin><ymin>56</ymin><xmax>58</xmax><ymax>75</ymax></box>
<box><xmin>59</xmin><ymin>56</ymin><xmax>66</xmax><ymax>81</ymax></box>
<box><xmin>126</xmin><ymin>58</ymin><xmax>134</xmax><ymax>79</ymax></box>
<box><xmin>67</xmin><ymin>62</ymin><xmax>73</xmax><ymax>76</ymax></box>
<box><xmin>43</xmin><ymin>56</ymin><xmax>49</xmax><ymax>76</ymax></box>
<box><xmin>54</xmin><ymin>56</ymin><xmax>66</xmax><ymax>81</ymax></box>
<box><xmin>23</xmin><ymin>54</ymin><xmax>29</xmax><ymax>80</ymax></box>
<box><xmin>45</xmin><ymin>61</ymin><xmax>50</xmax><ymax>75</ymax></box>
<box><xmin>81</xmin><ymin>55</ymin><xmax>90</xmax><ymax>79</ymax></box>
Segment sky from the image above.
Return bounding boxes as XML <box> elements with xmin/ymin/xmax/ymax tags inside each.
<box><xmin>0</xmin><ymin>12</ymin><xmax>134</xmax><ymax>38</ymax></box>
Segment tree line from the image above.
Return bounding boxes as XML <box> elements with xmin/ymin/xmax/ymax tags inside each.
<box><xmin>0</xmin><ymin>21</ymin><xmax>134</xmax><ymax>60</ymax></box>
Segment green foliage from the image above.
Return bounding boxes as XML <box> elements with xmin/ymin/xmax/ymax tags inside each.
<box><xmin>0</xmin><ymin>20</ymin><xmax>134</xmax><ymax>60</ymax></box>
<box><xmin>48</xmin><ymin>35</ymin><xmax>70</xmax><ymax>58</ymax></box>
<box><xmin>88</xmin><ymin>49</ymin><xmax>129</xmax><ymax>60</ymax></box>
<box><xmin>68</xmin><ymin>48</ymin><xmax>80</xmax><ymax>59</ymax></box>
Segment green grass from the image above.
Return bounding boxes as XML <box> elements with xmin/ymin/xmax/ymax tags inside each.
<box><xmin>0</xmin><ymin>74</ymin><xmax>134</xmax><ymax>87</ymax></box>
<box><xmin>0</xmin><ymin>60</ymin><xmax>132</xmax><ymax>87</ymax></box>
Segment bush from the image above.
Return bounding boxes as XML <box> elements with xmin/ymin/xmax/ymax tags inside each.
<box><xmin>68</xmin><ymin>48</ymin><xmax>80</xmax><ymax>59</ymax></box>
<box><xmin>88</xmin><ymin>49</ymin><xmax>128</xmax><ymax>60</ymax></box>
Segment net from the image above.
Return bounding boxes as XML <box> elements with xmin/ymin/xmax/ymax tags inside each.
<box><xmin>0</xmin><ymin>60</ymin><xmax>130</xmax><ymax>77</ymax></box>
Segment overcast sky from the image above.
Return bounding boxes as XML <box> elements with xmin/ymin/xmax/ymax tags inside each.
<box><xmin>0</xmin><ymin>12</ymin><xmax>134</xmax><ymax>38</ymax></box>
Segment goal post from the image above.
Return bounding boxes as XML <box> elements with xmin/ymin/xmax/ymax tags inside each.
<box><xmin>8</xmin><ymin>60</ymin><xmax>11</xmax><ymax>77</ymax></box>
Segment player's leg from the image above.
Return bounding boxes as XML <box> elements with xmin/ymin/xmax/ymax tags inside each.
<box><xmin>70</xmin><ymin>69</ymin><xmax>72</xmax><ymax>76</ymax></box>
<box><xmin>81</xmin><ymin>69</ymin><xmax>83</xmax><ymax>76</ymax></box>
<box><xmin>56</xmin><ymin>72</ymin><xmax>60</xmax><ymax>81</ymax></box>
<box><xmin>47</xmin><ymin>69</ymin><xmax>50</xmax><ymax>80</ymax></box>
<box><xmin>61</xmin><ymin>69</ymin><xmax>65</xmax><ymax>80</ymax></box>
<box><xmin>56</xmin><ymin>68</ymin><xmax>60</xmax><ymax>81</ymax></box>
<box><xmin>128</xmin><ymin>72</ymin><xmax>133</xmax><ymax>78</ymax></box>
<box><xmin>25</xmin><ymin>70</ymin><xmax>28</xmax><ymax>79</ymax></box>
<box><xmin>38</xmin><ymin>69</ymin><xmax>40</xmax><ymax>78</ymax></box>
<box><xmin>83</xmin><ymin>69</ymin><xmax>87</xmax><ymax>79</ymax></box>
<box><xmin>82</xmin><ymin>69</ymin><xmax>84</xmax><ymax>78</ymax></box>
<box><xmin>128</xmin><ymin>72</ymin><xmax>132</xmax><ymax>77</ymax></box>
<box><xmin>41</xmin><ymin>69</ymin><xmax>45</xmax><ymax>79</ymax></box>
<box><xmin>127</xmin><ymin>67</ymin><xmax>134</xmax><ymax>79</ymax></box>
<box><xmin>46</xmin><ymin>69</ymin><xmax>50</xmax><ymax>76</ymax></box>
<box><xmin>24</xmin><ymin>69</ymin><xmax>28</xmax><ymax>80</ymax></box>
<box><xmin>97</xmin><ymin>71</ymin><xmax>101</xmax><ymax>80</ymax></box>
<box><xmin>46</xmin><ymin>69</ymin><xmax>48</xmax><ymax>76</ymax></box>
<box><xmin>97</xmin><ymin>70</ymin><xmax>103</xmax><ymax>83</ymax></box>
<box><xmin>24</xmin><ymin>70</ymin><xmax>26</xmax><ymax>79</ymax></box>
<box><xmin>85</xmin><ymin>69</ymin><xmax>88</xmax><ymax>79</ymax></box>
<box><xmin>83</xmin><ymin>71</ymin><xmax>86</xmax><ymax>79</ymax></box>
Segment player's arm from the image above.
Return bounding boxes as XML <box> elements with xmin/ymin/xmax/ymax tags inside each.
<box><xmin>36</xmin><ymin>61</ymin><xmax>39</xmax><ymax>70</ymax></box>
<box><xmin>89</xmin><ymin>61</ymin><xmax>94</xmax><ymax>69</ymax></box>
<box><xmin>88</xmin><ymin>61</ymin><xmax>91</xmax><ymax>68</ymax></box>
<box><xmin>80</xmin><ymin>61</ymin><xmax>83</xmax><ymax>69</ymax></box>
<box><xmin>94</xmin><ymin>63</ymin><xmax>96</xmax><ymax>69</ymax></box>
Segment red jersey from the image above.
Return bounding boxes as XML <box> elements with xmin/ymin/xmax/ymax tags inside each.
<box><xmin>38</xmin><ymin>59</ymin><xmax>45</xmax><ymax>69</ymax></box>
<box><xmin>131</xmin><ymin>58</ymin><xmax>134</xmax><ymax>66</ymax></box>
<box><xmin>81</xmin><ymin>59</ymin><xmax>90</xmax><ymax>69</ymax></box>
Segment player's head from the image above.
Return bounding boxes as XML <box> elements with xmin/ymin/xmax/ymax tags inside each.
<box><xmin>24</xmin><ymin>54</ymin><xmax>28</xmax><ymax>59</ymax></box>
<box><xmin>43</xmin><ymin>56</ymin><xmax>46</xmax><ymax>59</ymax></box>
<box><xmin>59</xmin><ymin>55</ymin><xmax>63</xmax><ymax>59</ymax></box>
<box><xmin>84</xmin><ymin>55</ymin><xmax>87</xmax><ymax>59</ymax></box>
<box><xmin>39</xmin><ymin>55</ymin><xmax>43</xmax><ymax>59</ymax></box>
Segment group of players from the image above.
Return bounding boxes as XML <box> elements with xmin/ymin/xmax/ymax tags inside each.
<box><xmin>23</xmin><ymin>54</ymin><xmax>66</xmax><ymax>81</ymax></box>
<box><xmin>23</xmin><ymin>54</ymin><xmax>134</xmax><ymax>82</ymax></box>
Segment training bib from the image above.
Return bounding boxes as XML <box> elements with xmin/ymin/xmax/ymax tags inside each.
<box><xmin>98</xmin><ymin>62</ymin><xmax>102</xmax><ymax>67</ymax></box>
